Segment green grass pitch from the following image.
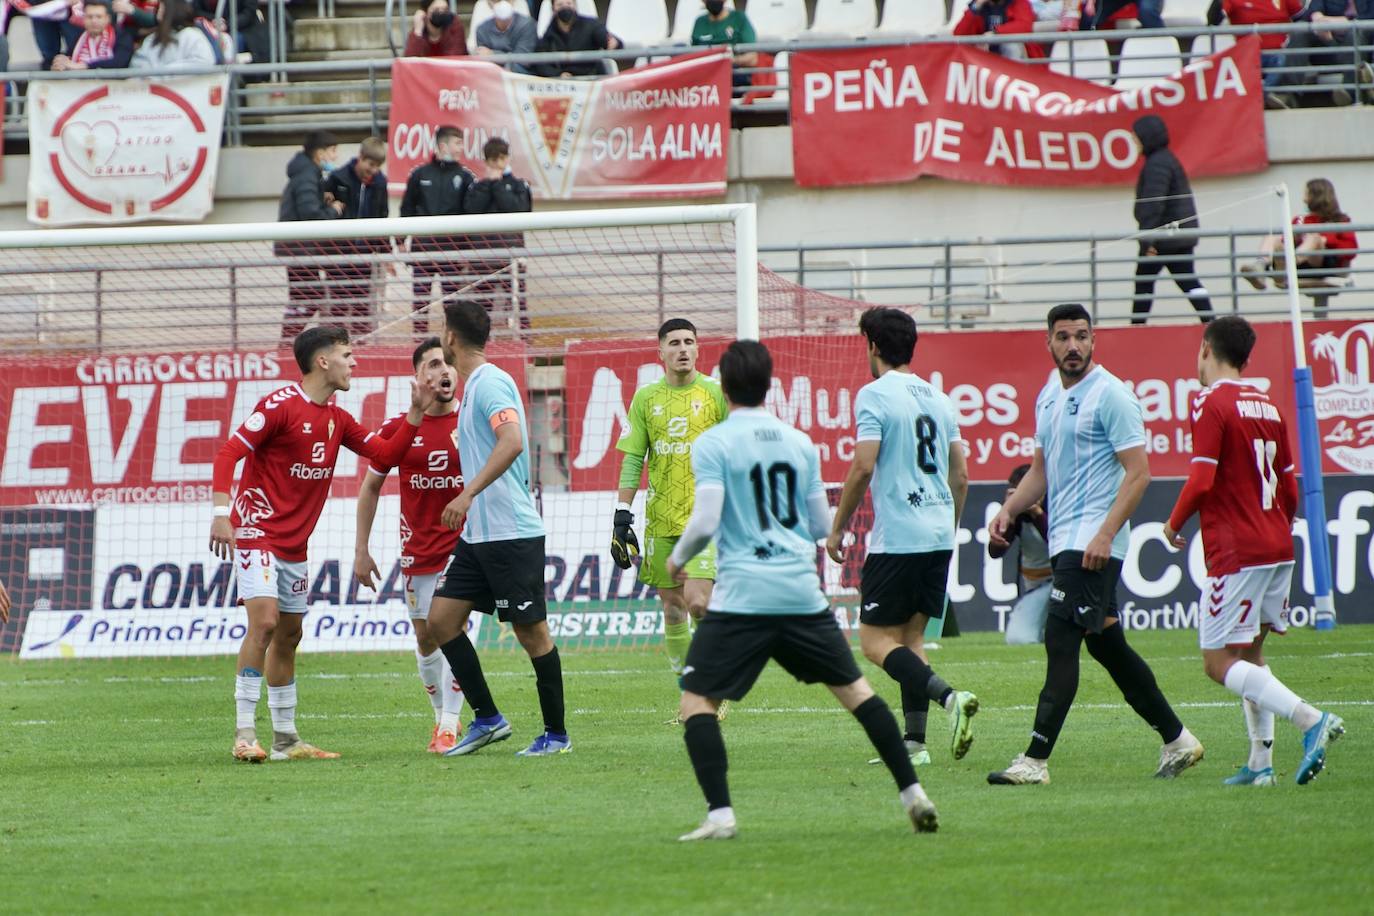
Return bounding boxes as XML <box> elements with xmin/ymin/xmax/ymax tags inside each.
<box><xmin>2</xmin><ymin>627</ymin><xmax>1371</xmax><ymax>914</ymax></box>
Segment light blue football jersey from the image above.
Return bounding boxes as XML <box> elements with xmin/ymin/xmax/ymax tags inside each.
<box><xmin>457</xmin><ymin>362</ymin><xmax>545</xmax><ymax>543</ymax></box>
<box><xmin>691</xmin><ymin>407</ymin><xmax>828</xmax><ymax>615</ymax></box>
<box><xmin>853</xmin><ymin>370</ymin><xmax>963</xmax><ymax>553</ymax></box>
<box><xmin>1034</xmin><ymin>365</ymin><xmax>1146</xmax><ymax>560</ymax></box>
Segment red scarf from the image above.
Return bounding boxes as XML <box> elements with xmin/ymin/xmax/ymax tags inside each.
<box><xmin>71</xmin><ymin>24</ymin><xmax>116</xmax><ymax>64</ymax></box>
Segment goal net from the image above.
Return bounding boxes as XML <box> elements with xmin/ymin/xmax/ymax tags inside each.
<box><xmin>0</xmin><ymin>204</ymin><xmax>890</xmax><ymax>659</ymax></box>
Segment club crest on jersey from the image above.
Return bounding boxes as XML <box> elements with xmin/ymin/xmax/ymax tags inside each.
<box><xmin>302</xmin><ymin>422</ymin><xmax>312</xmax><ymax>434</ymax></box>
<box><xmin>413</xmin><ymin>435</ymin><xmax>425</xmax><ymax>448</ymax></box>
<box><xmin>691</xmin><ymin>399</ymin><xmax>703</xmax><ymax>415</ymax></box>
<box><xmin>450</xmin><ymin>428</ymin><xmax>459</xmax><ymax>449</ymax></box>
<box><xmin>1066</xmin><ymin>396</ymin><xmax>1080</xmax><ymax>416</ymax></box>
<box><xmin>652</xmin><ymin>405</ymin><xmax>664</xmax><ymax>416</ymax></box>
<box><xmin>328</xmin><ymin>419</ymin><xmax>336</xmax><ymax>439</ymax></box>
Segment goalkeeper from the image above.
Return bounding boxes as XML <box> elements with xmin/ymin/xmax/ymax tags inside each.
<box><xmin>611</xmin><ymin>318</ymin><xmax>728</xmax><ymax>680</ymax></box>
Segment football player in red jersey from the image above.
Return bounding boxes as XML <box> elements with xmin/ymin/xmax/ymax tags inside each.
<box><xmin>210</xmin><ymin>326</ymin><xmax>437</xmax><ymax>763</ymax></box>
<box><xmin>1165</xmin><ymin>316</ymin><xmax>1344</xmax><ymax>786</ymax></box>
<box><xmin>355</xmin><ymin>337</ymin><xmax>468</xmax><ymax>754</ymax></box>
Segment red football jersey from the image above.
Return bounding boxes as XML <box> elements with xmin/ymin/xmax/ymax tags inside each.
<box><xmin>1189</xmin><ymin>379</ymin><xmax>1296</xmax><ymax>575</ymax></box>
<box><xmin>369</xmin><ymin>410</ymin><xmax>463</xmax><ymax>575</ymax></box>
<box><xmin>229</xmin><ymin>384</ymin><xmax>404</xmax><ymax>562</ymax></box>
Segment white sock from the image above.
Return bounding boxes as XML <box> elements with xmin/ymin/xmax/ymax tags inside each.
<box><xmin>1243</xmin><ymin>694</ymin><xmax>1275</xmax><ymax>771</ymax></box>
<box><xmin>268</xmin><ymin>681</ymin><xmax>298</xmax><ymax>738</ymax></box>
<box><xmin>1164</xmin><ymin>726</ymin><xmax>1199</xmax><ymax>751</ymax></box>
<box><xmin>1223</xmin><ymin>660</ymin><xmax>1321</xmax><ymax>732</ymax></box>
<box><xmin>234</xmin><ymin>673</ymin><xmax>262</xmax><ymax>732</ymax></box>
<box><xmin>899</xmin><ymin>783</ymin><xmax>929</xmax><ymax>808</ymax></box>
<box><xmin>440</xmin><ymin>660</ymin><xmax>465</xmax><ymax>734</ymax></box>
<box><xmin>417</xmin><ymin>649</ymin><xmax>446</xmax><ymax>724</ymax></box>
<box><xmin>707</xmin><ymin>806</ymin><xmax>735</xmax><ymax>826</ymax></box>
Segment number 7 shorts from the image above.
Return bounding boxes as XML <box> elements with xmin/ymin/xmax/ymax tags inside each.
<box><xmin>1198</xmin><ymin>561</ymin><xmax>1293</xmax><ymax>650</ymax></box>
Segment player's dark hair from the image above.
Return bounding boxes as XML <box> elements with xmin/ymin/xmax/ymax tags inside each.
<box><xmin>719</xmin><ymin>340</ymin><xmax>772</xmax><ymax>407</ymax></box>
<box><xmin>858</xmin><ymin>307</ymin><xmax>917</xmax><ymax>367</ymax></box>
<box><xmin>293</xmin><ymin>325</ymin><xmax>349</xmax><ymax>375</ymax></box>
<box><xmin>1009</xmin><ymin>463</ymin><xmax>1031</xmax><ymax>487</ymax></box>
<box><xmin>483</xmin><ymin>137</ymin><xmax>510</xmax><ymax>161</ymax></box>
<box><xmin>1047</xmin><ymin>303</ymin><xmax>1092</xmax><ymax>330</ymax></box>
<box><xmin>435</xmin><ymin>125</ymin><xmax>463</xmax><ymax>146</ymax></box>
<box><xmin>1203</xmin><ymin>315</ymin><xmax>1256</xmax><ymax>370</ymax></box>
<box><xmin>444</xmin><ymin>300</ymin><xmax>491</xmax><ymax>349</ymax></box>
<box><xmin>657</xmin><ymin>317</ymin><xmax>697</xmax><ymax>341</ymax></box>
<box><xmin>412</xmin><ymin>335</ymin><xmax>443</xmax><ymax>369</ymax></box>
<box><xmin>303</xmin><ymin>130</ymin><xmax>339</xmax><ymax>155</ymax></box>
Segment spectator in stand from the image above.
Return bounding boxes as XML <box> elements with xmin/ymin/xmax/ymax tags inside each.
<box><xmin>474</xmin><ymin>0</ymin><xmax>537</xmax><ymax>73</ymax></box>
<box><xmin>405</xmin><ymin>0</ymin><xmax>466</xmax><ymax>57</ymax></box>
<box><xmin>321</xmin><ymin>136</ymin><xmax>390</xmax><ymax>341</ymax></box>
<box><xmin>1130</xmin><ymin>115</ymin><xmax>1214</xmax><ymax>325</ymax></box>
<box><xmin>987</xmin><ymin>464</ymin><xmax>1051</xmax><ymax>646</ymax></box>
<box><xmin>691</xmin><ymin>1</ymin><xmax>757</xmax><ymax>92</ymax></box>
<box><xmin>535</xmin><ymin>0</ymin><xmax>620</xmax><ymax>78</ymax></box>
<box><xmin>400</xmin><ymin>125</ymin><xmax>473</xmax><ymax>341</ymax></box>
<box><xmin>953</xmin><ymin>0</ymin><xmax>1045</xmax><ymax>60</ymax></box>
<box><xmin>276</xmin><ymin>130</ymin><xmax>344</xmax><ymax>346</ymax></box>
<box><xmin>50</xmin><ymin>0</ymin><xmax>133</xmax><ymax>69</ymax></box>
<box><xmin>131</xmin><ymin>0</ymin><xmax>224</xmax><ymax>67</ymax></box>
<box><xmin>464</xmin><ymin>137</ymin><xmax>532</xmax><ymax>324</ymax></box>
<box><xmin>1274</xmin><ymin>0</ymin><xmax>1374</xmax><ymax>107</ymax></box>
<box><xmin>1241</xmin><ymin>178</ymin><xmax>1358</xmax><ymax>290</ymax></box>
<box><xmin>112</xmin><ymin>0</ymin><xmax>157</xmax><ymax>31</ymax></box>
<box><xmin>1207</xmin><ymin>0</ymin><xmax>1304</xmax><ymax>107</ymax></box>
<box><xmin>194</xmin><ymin>0</ymin><xmax>268</xmax><ymax>62</ymax></box>
<box><xmin>8</xmin><ymin>0</ymin><xmax>83</xmax><ymax>69</ymax></box>
<box><xmin>1078</xmin><ymin>0</ymin><xmax>1164</xmax><ymax>29</ymax></box>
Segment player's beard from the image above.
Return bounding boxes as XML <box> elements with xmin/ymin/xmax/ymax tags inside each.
<box><xmin>1055</xmin><ymin>347</ymin><xmax>1092</xmax><ymax>380</ymax></box>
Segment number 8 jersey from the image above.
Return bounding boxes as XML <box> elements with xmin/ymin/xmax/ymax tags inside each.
<box><xmin>854</xmin><ymin>370</ymin><xmax>963</xmax><ymax>554</ymax></box>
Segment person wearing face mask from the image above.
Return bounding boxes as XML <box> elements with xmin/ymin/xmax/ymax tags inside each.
<box><xmin>535</xmin><ymin>0</ymin><xmax>620</xmax><ymax>78</ymax></box>
<box><xmin>321</xmin><ymin>136</ymin><xmax>391</xmax><ymax>341</ymax></box>
<box><xmin>691</xmin><ymin>1</ymin><xmax>757</xmax><ymax>91</ymax></box>
<box><xmin>462</xmin><ymin>137</ymin><xmax>532</xmax><ymax>325</ymax></box>
<box><xmin>400</xmin><ymin>125</ymin><xmax>475</xmax><ymax>341</ymax></box>
<box><xmin>474</xmin><ymin>0</ymin><xmax>538</xmax><ymax>73</ymax></box>
<box><xmin>277</xmin><ymin>131</ymin><xmax>344</xmax><ymax>347</ymax></box>
<box><xmin>405</xmin><ymin>0</ymin><xmax>467</xmax><ymax>57</ymax></box>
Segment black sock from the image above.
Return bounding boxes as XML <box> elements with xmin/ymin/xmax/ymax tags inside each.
<box><xmin>439</xmin><ymin>633</ymin><xmax>498</xmax><ymax>720</ymax></box>
<box><xmin>683</xmin><ymin>713</ymin><xmax>731</xmax><ymax>810</ymax></box>
<box><xmin>1025</xmin><ymin>614</ymin><xmax>1084</xmax><ymax>760</ymax></box>
<box><xmin>853</xmin><ymin>695</ymin><xmax>917</xmax><ymax>791</ymax></box>
<box><xmin>1084</xmin><ymin>624</ymin><xmax>1184</xmax><ymax>743</ymax></box>
<box><xmin>900</xmin><ymin>683</ymin><xmax>929</xmax><ymax>745</ymax></box>
<box><xmin>530</xmin><ymin>647</ymin><xmax>566</xmax><ymax>736</ymax></box>
<box><xmin>881</xmin><ymin>646</ymin><xmax>951</xmax><ymax>705</ymax></box>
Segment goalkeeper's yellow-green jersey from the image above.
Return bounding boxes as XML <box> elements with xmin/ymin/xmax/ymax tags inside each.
<box><xmin>616</xmin><ymin>372</ymin><xmax>728</xmax><ymax>538</ymax></box>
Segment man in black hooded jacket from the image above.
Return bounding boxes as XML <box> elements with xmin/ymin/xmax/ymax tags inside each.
<box><xmin>1130</xmin><ymin>116</ymin><xmax>1213</xmax><ymax>326</ymax></box>
<box><xmin>400</xmin><ymin>125</ymin><xmax>474</xmax><ymax>341</ymax></box>
<box><xmin>277</xmin><ymin>130</ymin><xmax>343</xmax><ymax>346</ymax></box>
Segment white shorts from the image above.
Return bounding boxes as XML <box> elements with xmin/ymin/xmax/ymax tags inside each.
<box><xmin>236</xmin><ymin>549</ymin><xmax>309</xmax><ymax>614</ymax></box>
<box><xmin>404</xmin><ymin>572</ymin><xmax>441</xmax><ymax>620</ymax></box>
<box><xmin>1198</xmin><ymin>561</ymin><xmax>1293</xmax><ymax>650</ymax></box>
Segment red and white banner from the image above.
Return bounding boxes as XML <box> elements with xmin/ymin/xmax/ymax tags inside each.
<box><xmin>565</xmin><ymin>320</ymin><xmax>1374</xmax><ymax>488</ymax></box>
<box><xmin>388</xmin><ymin>53</ymin><xmax>731</xmax><ymax>200</ymax></box>
<box><xmin>26</xmin><ymin>75</ymin><xmax>230</xmax><ymax>226</ymax></box>
<box><xmin>789</xmin><ymin>37</ymin><xmax>1266</xmax><ymax>188</ymax></box>
<box><xmin>0</xmin><ymin>345</ymin><xmax>526</xmax><ymax>508</ymax></box>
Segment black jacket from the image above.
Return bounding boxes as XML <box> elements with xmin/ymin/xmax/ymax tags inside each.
<box><xmin>325</xmin><ymin>159</ymin><xmax>390</xmax><ymax>220</ymax></box>
<box><xmin>278</xmin><ymin>151</ymin><xmax>338</xmax><ymax>222</ymax></box>
<box><xmin>1132</xmin><ymin>116</ymin><xmax>1199</xmax><ymax>248</ymax></box>
<box><xmin>464</xmin><ymin>173</ymin><xmax>532</xmax><ymax>215</ymax></box>
<box><xmin>400</xmin><ymin>157</ymin><xmax>473</xmax><ymax>218</ymax></box>
<box><xmin>536</xmin><ymin>15</ymin><xmax>616</xmax><ymax>77</ymax></box>
<box><xmin>80</xmin><ymin>26</ymin><xmax>136</xmax><ymax>69</ymax></box>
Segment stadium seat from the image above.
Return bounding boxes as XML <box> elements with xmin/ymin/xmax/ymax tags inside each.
<box><xmin>536</xmin><ymin>0</ymin><xmax>600</xmax><ymax>35</ymax></box>
<box><xmin>606</xmin><ymin>0</ymin><xmax>669</xmax><ymax>48</ymax></box>
<box><xmin>747</xmin><ymin>0</ymin><xmax>809</xmax><ymax>41</ymax></box>
<box><xmin>805</xmin><ymin>0</ymin><xmax>877</xmax><ymax>39</ymax></box>
<box><xmin>668</xmin><ymin>0</ymin><xmax>734</xmax><ymax>44</ymax></box>
<box><xmin>773</xmin><ymin>50</ymin><xmax>791</xmax><ymax>104</ymax></box>
<box><xmin>1113</xmin><ymin>35</ymin><xmax>1182</xmax><ymax>87</ymax></box>
<box><xmin>1163</xmin><ymin>0</ymin><xmax>1212</xmax><ymax>26</ymax></box>
<box><xmin>944</xmin><ymin>2</ymin><xmax>965</xmax><ymax>32</ymax></box>
<box><xmin>1049</xmin><ymin>37</ymin><xmax>1113</xmax><ymax>83</ymax></box>
<box><xmin>1197</xmin><ymin>32</ymin><xmax>1235</xmax><ymax>55</ymax></box>
<box><xmin>872</xmin><ymin>0</ymin><xmax>946</xmax><ymax>36</ymax></box>
<box><xmin>467</xmin><ymin>0</ymin><xmax>533</xmax><ymax>53</ymax></box>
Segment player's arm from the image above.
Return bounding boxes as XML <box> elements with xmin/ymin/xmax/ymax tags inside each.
<box><xmin>948</xmin><ymin>441</ymin><xmax>969</xmax><ymax>527</ymax></box>
<box><xmin>345</xmin><ymin>379</ymin><xmax>437</xmax><ymax>466</ymax></box>
<box><xmin>1084</xmin><ymin>445</ymin><xmax>1149</xmax><ymax>571</ymax></box>
<box><xmin>611</xmin><ymin>388</ymin><xmax>650</xmax><ymax>568</ymax></box>
<box><xmin>441</xmin><ymin>411</ymin><xmax>524</xmax><ymax>530</ymax></box>
<box><xmin>1277</xmin><ymin>422</ymin><xmax>1300</xmax><ymax>523</ymax></box>
<box><xmin>804</xmin><ymin>447</ymin><xmax>832</xmax><ymax>542</ymax></box>
<box><xmin>991</xmin><ymin>450</ymin><xmax>1047</xmax><ymax>550</ymax></box>
<box><xmin>354</xmin><ymin>468</ymin><xmax>387</xmax><ymax>590</ymax></box>
<box><xmin>827</xmin><ymin>387</ymin><xmax>881</xmax><ymax>562</ymax></box>
<box><xmin>208</xmin><ymin>404</ymin><xmax>280</xmax><ymax>560</ymax></box>
<box><xmin>1164</xmin><ymin>394</ymin><xmax>1223</xmax><ymax>547</ymax></box>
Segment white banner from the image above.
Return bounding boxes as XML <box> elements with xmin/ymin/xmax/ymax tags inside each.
<box><xmin>26</xmin><ymin>74</ymin><xmax>230</xmax><ymax>226</ymax></box>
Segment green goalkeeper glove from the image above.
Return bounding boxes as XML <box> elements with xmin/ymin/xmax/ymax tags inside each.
<box><xmin>610</xmin><ymin>508</ymin><xmax>640</xmax><ymax>569</ymax></box>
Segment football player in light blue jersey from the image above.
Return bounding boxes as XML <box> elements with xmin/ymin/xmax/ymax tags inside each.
<box><xmin>425</xmin><ymin>300</ymin><xmax>570</xmax><ymax>759</ymax></box>
<box><xmin>827</xmin><ymin>308</ymin><xmax>979</xmax><ymax>767</ymax></box>
<box><xmin>667</xmin><ymin>341</ymin><xmax>938</xmax><ymax>841</ymax></box>
<box><xmin>986</xmin><ymin>303</ymin><xmax>1201</xmax><ymax>787</ymax></box>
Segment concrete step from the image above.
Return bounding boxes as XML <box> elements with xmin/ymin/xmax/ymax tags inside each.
<box><xmin>241</xmin><ymin>79</ymin><xmax>393</xmax><ymax>108</ymax></box>
<box><xmin>319</xmin><ymin>0</ymin><xmax>476</xmax><ymax>20</ymax></box>
<box><xmin>293</xmin><ymin>16</ymin><xmax>404</xmax><ymax>53</ymax></box>
<box><xmin>289</xmin><ymin>47</ymin><xmax>398</xmax><ymax>63</ymax></box>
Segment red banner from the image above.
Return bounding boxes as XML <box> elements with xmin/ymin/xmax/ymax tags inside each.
<box><xmin>565</xmin><ymin>320</ymin><xmax>1374</xmax><ymax>488</ymax></box>
<box><xmin>0</xmin><ymin>345</ymin><xmax>525</xmax><ymax>508</ymax></box>
<box><xmin>387</xmin><ymin>53</ymin><xmax>731</xmax><ymax>201</ymax></box>
<box><xmin>789</xmin><ymin>38</ymin><xmax>1266</xmax><ymax>188</ymax></box>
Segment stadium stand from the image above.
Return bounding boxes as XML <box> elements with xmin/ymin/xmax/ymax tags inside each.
<box><xmin>747</xmin><ymin>0</ymin><xmax>810</xmax><ymax>41</ymax></box>
<box><xmin>873</xmin><ymin>1</ymin><xmax>947</xmax><ymax>36</ymax></box>
<box><xmin>804</xmin><ymin>0</ymin><xmax>877</xmax><ymax>39</ymax></box>
<box><xmin>605</xmin><ymin>0</ymin><xmax>669</xmax><ymax>47</ymax></box>
<box><xmin>1112</xmin><ymin>34</ymin><xmax>1183</xmax><ymax>87</ymax></box>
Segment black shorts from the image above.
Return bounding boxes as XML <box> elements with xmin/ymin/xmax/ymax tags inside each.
<box><xmin>435</xmin><ymin>536</ymin><xmax>546</xmax><ymax>625</ymax></box>
<box><xmin>679</xmin><ymin>610</ymin><xmax>862</xmax><ymax>702</ymax></box>
<box><xmin>1047</xmin><ymin>550</ymin><xmax>1122</xmax><ymax>635</ymax></box>
<box><xmin>859</xmin><ymin>551</ymin><xmax>952</xmax><ymax>627</ymax></box>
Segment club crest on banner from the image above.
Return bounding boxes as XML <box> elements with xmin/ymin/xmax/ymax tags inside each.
<box><xmin>1311</xmin><ymin>322</ymin><xmax>1374</xmax><ymax>474</ymax></box>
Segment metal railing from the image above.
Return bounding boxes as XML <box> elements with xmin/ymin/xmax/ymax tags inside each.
<box><xmin>1</xmin><ymin>21</ymin><xmax>1370</xmax><ymax>143</ymax></box>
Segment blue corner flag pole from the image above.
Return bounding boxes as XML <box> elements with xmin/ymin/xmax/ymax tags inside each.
<box><xmin>1279</xmin><ymin>184</ymin><xmax>1336</xmax><ymax>629</ymax></box>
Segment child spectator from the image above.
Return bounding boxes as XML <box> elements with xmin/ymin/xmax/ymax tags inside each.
<box><xmin>50</xmin><ymin>0</ymin><xmax>133</xmax><ymax>69</ymax></box>
<box><xmin>404</xmin><ymin>0</ymin><xmax>466</xmax><ymax>57</ymax></box>
<box><xmin>953</xmin><ymin>0</ymin><xmax>1045</xmax><ymax>60</ymax></box>
<box><xmin>987</xmin><ymin>465</ymin><xmax>1051</xmax><ymax>646</ymax></box>
<box><xmin>1241</xmin><ymin>178</ymin><xmax>1358</xmax><ymax>290</ymax></box>
<box><xmin>321</xmin><ymin>136</ymin><xmax>390</xmax><ymax>340</ymax></box>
